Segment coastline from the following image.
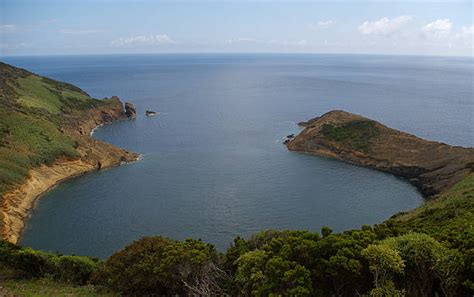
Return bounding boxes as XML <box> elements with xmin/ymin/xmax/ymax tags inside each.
<box><xmin>287</xmin><ymin>110</ymin><xmax>474</xmax><ymax>198</ymax></box>
<box><xmin>0</xmin><ymin>99</ymin><xmax>139</xmax><ymax>244</ymax></box>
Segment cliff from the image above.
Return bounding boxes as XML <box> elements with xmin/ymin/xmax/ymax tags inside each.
<box><xmin>0</xmin><ymin>62</ymin><xmax>138</xmax><ymax>243</ymax></box>
<box><xmin>287</xmin><ymin>110</ymin><xmax>474</xmax><ymax>197</ymax></box>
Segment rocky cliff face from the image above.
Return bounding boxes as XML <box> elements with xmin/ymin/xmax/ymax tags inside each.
<box><xmin>124</xmin><ymin>102</ymin><xmax>137</xmax><ymax>119</ymax></box>
<box><xmin>70</xmin><ymin>96</ymin><xmax>129</xmax><ymax>136</ymax></box>
<box><xmin>287</xmin><ymin>110</ymin><xmax>474</xmax><ymax>197</ymax></box>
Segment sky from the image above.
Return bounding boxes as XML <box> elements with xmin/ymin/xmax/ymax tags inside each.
<box><xmin>1</xmin><ymin>0</ymin><xmax>473</xmax><ymax>57</ymax></box>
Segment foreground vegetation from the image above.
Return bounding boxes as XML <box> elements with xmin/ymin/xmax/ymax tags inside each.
<box><xmin>1</xmin><ymin>174</ymin><xmax>472</xmax><ymax>296</ymax></box>
<box><xmin>2</xmin><ymin>278</ymin><xmax>116</xmax><ymax>297</ymax></box>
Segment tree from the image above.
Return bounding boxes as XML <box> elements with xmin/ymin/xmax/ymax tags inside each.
<box><xmin>235</xmin><ymin>251</ymin><xmax>312</xmax><ymax>296</ymax></box>
<box><xmin>94</xmin><ymin>236</ymin><xmax>221</xmax><ymax>296</ymax></box>
<box><xmin>362</xmin><ymin>244</ymin><xmax>404</xmax><ymax>288</ymax></box>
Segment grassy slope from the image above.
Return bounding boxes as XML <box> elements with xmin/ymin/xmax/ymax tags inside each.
<box><xmin>381</xmin><ymin>173</ymin><xmax>474</xmax><ymax>248</ymax></box>
<box><xmin>0</xmin><ymin>62</ymin><xmax>103</xmax><ymax>195</ymax></box>
<box><xmin>3</xmin><ymin>279</ymin><xmax>116</xmax><ymax>297</ymax></box>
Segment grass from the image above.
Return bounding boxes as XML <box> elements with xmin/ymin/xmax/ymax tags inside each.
<box><xmin>10</xmin><ymin>75</ymin><xmax>97</xmax><ymax>115</ymax></box>
<box><xmin>381</xmin><ymin>173</ymin><xmax>474</xmax><ymax>249</ymax></box>
<box><xmin>0</xmin><ymin>105</ymin><xmax>79</xmax><ymax>194</ymax></box>
<box><xmin>13</xmin><ymin>76</ymin><xmax>64</xmax><ymax>114</ymax></box>
<box><xmin>3</xmin><ymin>278</ymin><xmax>117</xmax><ymax>297</ymax></box>
<box><xmin>0</xmin><ymin>63</ymin><xmax>114</xmax><ymax>196</ymax></box>
<box><xmin>320</xmin><ymin>120</ymin><xmax>380</xmax><ymax>152</ymax></box>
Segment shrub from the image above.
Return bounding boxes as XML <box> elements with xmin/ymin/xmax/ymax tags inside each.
<box><xmin>0</xmin><ymin>240</ymin><xmax>100</xmax><ymax>285</ymax></box>
<box><xmin>56</xmin><ymin>256</ymin><xmax>100</xmax><ymax>285</ymax></box>
<box><xmin>93</xmin><ymin>236</ymin><xmax>221</xmax><ymax>296</ymax></box>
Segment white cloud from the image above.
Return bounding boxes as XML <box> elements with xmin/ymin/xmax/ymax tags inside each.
<box><xmin>457</xmin><ymin>25</ymin><xmax>474</xmax><ymax>38</ymax></box>
<box><xmin>59</xmin><ymin>29</ymin><xmax>105</xmax><ymax>34</ymax></box>
<box><xmin>317</xmin><ymin>20</ymin><xmax>333</xmax><ymax>28</ymax></box>
<box><xmin>268</xmin><ymin>39</ymin><xmax>309</xmax><ymax>48</ymax></box>
<box><xmin>459</xmin><ymin>25</ymin><xmax>474</xmax><ymax>35</ymax></box>
<box><xmin>308</xmin><ymin>20</ymin><xmax>333</xmax><ymax>30</ymax></box>
<box><xmin>0</xmin><ymin>24</ymin><xmax>16</xmax><ymax>32</ymax></box>
<box><xmin>111</xmin><ymin>34</ymin><xmax>176</xmax><ymax>47</ymax></box>
<box><xmin>0</xmin><ymin>42</ymin><xmax>30</xmax><ymax>49</ymax></box>
<box><xmin>318</xmin><ymin>20</ymin><xmax>333</xmax><ymax>27</ymax></box>
<box><xmin>455</xmin><ymin>25</ymin><xmax>474</xmax><ymax>46</ymax></box>
<box><xmin>422</xmin><ymin>19</ymin><xmax>452</xmax><ymax>37</ymax></box>
<box><xmin>358</xmin><ymin>16</ymin><xmax>413</xmax><ymax>35</ymax></box>
<box><xmin>295</xmin><ymin>39</ymin><xmax>308</xmax><ymax>46</ymax></box>
<box><xmin>226</xmin><ymin>37</ymin><xmax>256</xmax><ymax>44</ymax></box>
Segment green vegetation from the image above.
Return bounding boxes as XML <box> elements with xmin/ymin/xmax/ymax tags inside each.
<box><xmin>0</xmin><ymin>107</ymin><xmax>80</xmax><ymax>194</ymax></box>
<box><xmin>11</xmin><ymin>75</ymin><xmax>98</xmax><ymax>115</ymax></box>
<box><xmin>0</xmin><ymin>63</ymin><xmax>103</xmax><ymax>195</ymax></box>
<box><xmin>376</xmin><ymin>173</ymin><xmax>474</xmax><ymax>293</ymax></box>
<box><xmin>3</xmin><ymin>278</ymin><xmax>116</xmax><ymax>297</ymax></box>
<box><xmin>94</xmin><ymin>237</ymin><xmax>221</xmax><ymax>295</ymax></box>
<box><xmin>320</xmin><ymin>120</ymin><xmax>380</xmax><ymax>152</ymax></box>
<box><xmin>0</xmin><ymin>240</ymin><xmax>100</xmax><ymax>285</ymax></box>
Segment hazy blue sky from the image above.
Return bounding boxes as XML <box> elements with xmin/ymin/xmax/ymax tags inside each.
<box><xmin>1</xmin><ymin>0</ymin><xmax>473</xmax><ymax>56</ymax></box>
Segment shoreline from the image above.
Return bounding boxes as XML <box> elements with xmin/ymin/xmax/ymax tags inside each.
<box><xmin>1</xmin><ymin>100</ymin><xmax>139</xmax><ymax>244</ymax></box>
<box><xmin>287</xmin><ymin>110</ymin><xmax>474</xmax><ymax>199</ymax></box>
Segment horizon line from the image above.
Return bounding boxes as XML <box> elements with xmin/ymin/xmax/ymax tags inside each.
<box><xmin>1</xmin><ymin>51</ymin><xmax>473</xmax><ymax>59</ymax></box>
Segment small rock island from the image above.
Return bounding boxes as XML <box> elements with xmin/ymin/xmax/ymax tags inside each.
<box><xmin>286</xmin><ymin>110</ymin><xmax>474</xmax><ymax>197</ymax></box>
<box><xmin>145</xmin><ymin>110</ymin><xmax>158</xmax><ymax>116</ymax></box>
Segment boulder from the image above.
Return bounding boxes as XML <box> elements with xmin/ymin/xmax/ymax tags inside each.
<box><xmin>145</xmin><ymin>110</ymin><xmax>157</xmax><ymax>116</ymax></box>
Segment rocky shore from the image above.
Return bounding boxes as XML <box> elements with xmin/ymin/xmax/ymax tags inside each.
<box><xmin>286</xmin><ymin>110</ymin><xmax>474</xmax><ymax>198</ymax></box>
<box><xmin>1</xmin><ymin>98</ymin><xmax>138</xmax><ymax>244</ymax></box>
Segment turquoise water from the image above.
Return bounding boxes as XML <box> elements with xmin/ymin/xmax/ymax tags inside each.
<box><xmin>5</xmin><ymin>54</ymin><xmax>472</xmax><ymax>258</ymax></box>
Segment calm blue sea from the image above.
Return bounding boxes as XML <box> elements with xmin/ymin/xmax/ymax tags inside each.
<box><xmin>4</xmin><ymin>54</ymin><xmax>472</xmax><ymax>258</ymax></box>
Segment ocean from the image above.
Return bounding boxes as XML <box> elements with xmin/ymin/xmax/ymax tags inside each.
<box><xmin>4</xmin><ymin>53</ymin><xmax>472</xmax><ymax>258</ymax></box>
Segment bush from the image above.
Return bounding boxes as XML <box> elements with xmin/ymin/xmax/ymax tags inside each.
<box><xmin>0</xmin><ymin>240</ymin><xmax>100</xmax><ymax>285</ymax></box>
<box><xmin>57</xmin><ymin>256</ymin><xmax>100</xmax><ymax>285</ymax></box>
<box><xmin>93</xmin><ymin>236</ymin><xmax>221</xmax><ymax>296</ymax></box>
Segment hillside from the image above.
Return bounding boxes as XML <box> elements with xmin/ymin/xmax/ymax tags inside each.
<box><xmin>287</xmin><ymin>110</ymin><xmax>474</xmax><ymax>197</ymax></box>
<box><xmin>0</xmin><ymin>62</ymin><xmax>138</xmax><ymax>243</ymax></box>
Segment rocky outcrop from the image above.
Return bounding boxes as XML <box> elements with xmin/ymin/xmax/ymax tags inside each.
<box><xmin>68</xmin><ymin>96</ymin><xmax>128</xmax><ymax>135</ymax></box>
<box><xmin>1</xmin><ymin>98</ymin><xmax>139</xmax><ymax>243</ymax></box>
<box><xmin>287</xmin><ymin>110</ymin><xmax>474</xmax><ymax>198</ymax></box>
<box><xmin>125</xmin><ymin>102</ymin><xmax>137</xmax><ymax>118</ymax></box>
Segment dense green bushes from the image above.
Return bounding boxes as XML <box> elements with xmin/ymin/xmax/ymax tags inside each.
<box><xmin>0</xmin><ymin>240</ymin><xmax>99</xmax><ymax>285</ymax></box>
<box><xmin>93</xmin><ymin>237</ymin><xmax>222</xmax><ymax>296</ymax></box>
<box><xmin>1</xmin><ymin>229</ymin><xmax>471</xmax><ymax>296</ymax></box>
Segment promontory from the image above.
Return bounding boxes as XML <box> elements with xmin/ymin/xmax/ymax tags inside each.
<box><xmin>0</xmin><ymin>62</ymin><xmax>139</xmax><ymax>243</ymax></box>
<box><xmin>286</xmin><ymin>110</ymin><xmax>474</xmax><ymax>198</ymax></box>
